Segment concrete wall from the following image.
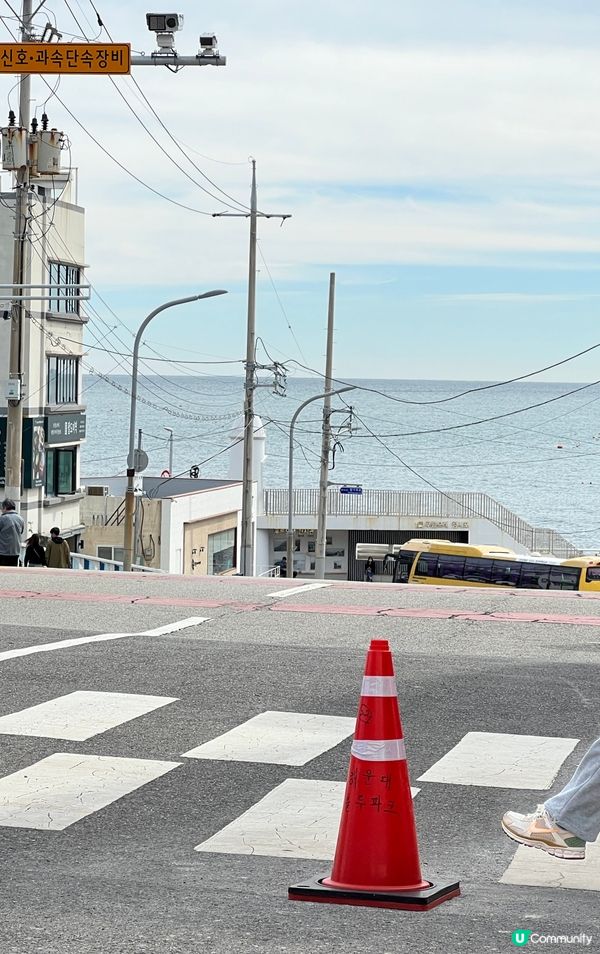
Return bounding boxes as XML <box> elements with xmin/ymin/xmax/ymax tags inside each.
<box><xmin>182</xmin><ymin>510</ymin><xmax>239</xmax><ymax>576</ymax></box>
<box><xmin>80</xmin><ymin>494</ymin><xmax>162</xmax><ymax>569</ymax></box>
<box><xmin>161</xmin><ymin>483</ymin><xmax>243</xmax><ymax>574</ymax></box>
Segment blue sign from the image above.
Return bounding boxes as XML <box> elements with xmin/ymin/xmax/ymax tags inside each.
<box><xmin>340</xmin><ymin>485</ymin><xmax>363</xmax><ymax>495</ymax></box>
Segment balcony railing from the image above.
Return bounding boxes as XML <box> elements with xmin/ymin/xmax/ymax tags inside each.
<box><xmin>263</xmin><ymin>488</ymin><xmax>580</xmax><ymax>559</ymax></box>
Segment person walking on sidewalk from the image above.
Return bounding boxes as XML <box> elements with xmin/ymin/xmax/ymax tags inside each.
<box><xmin>24</xmin><ymin>533</ymin><xmax>46</xmax><ymax>567</ymax></box>
<box><xmin>0</xmin><ymin>498</ymin><xmax>24</xmax><ymax>567</ymax></box>
<box><xmin>45</xmin><ymin>527</ymin><xmax>72</xmax><ymax>569</ymax></box>
<box><xmin>502</xmin><ymin>737</ymin><xmax>600</xmax><ymax>860</ymax></box>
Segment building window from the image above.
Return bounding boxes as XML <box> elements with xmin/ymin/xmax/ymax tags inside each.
<box><xmin>97</xmin><ymin>546</ymin><xmax>124</xmax><ymax>563</ymax></box>
<box><xmin>47</xmin><ymin>356</ymin><xmax>79</xmax><ymax>405</ymax></box>
<box><xmin>45</xmin><ymin>447</ymin><xmax>76</xmax><ymax>496</ymax></box>
<box><xmin>48</xmin><ymin>260</ymin><xmax>81</xmax><ymax>315</ymax></box>
<box><xmin>207</xmin><ymin>527</ymin><xmax>236</xmax><ymax>575</ymax></box>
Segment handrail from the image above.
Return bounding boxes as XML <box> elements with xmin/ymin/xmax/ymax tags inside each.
<box><xmin>263</xmin><ymin>488</ymin><xmax>580</xmax><ymax>559</ymax></box>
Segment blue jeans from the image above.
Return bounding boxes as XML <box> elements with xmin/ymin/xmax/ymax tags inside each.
<box><xmin>545</xmin><ymin>737</ymin><xmax>600</xmax><ymax>842</ymax></box>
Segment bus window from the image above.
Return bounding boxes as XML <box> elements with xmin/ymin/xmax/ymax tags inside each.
<box><xmin>548</xmin><ymin>566</ymin><xmax>580</xmax><ymax>590</ymax></box>
<box><xmin>490</xmin><ymin>560</ymin><xmax>522</xmax><ymax>586</ymax></box>
<box><xmin>519</xmin><ymin>563</ymin><xmax>551</xmax><ymax>590</ymax></box>
<box><xmin>414</xmin><ymin>552</ymin><xmax>439</xmax><ymax>577</ymax></box>
<box><xmin>436</xmin><ymin>554</ymin><xmax>466</xmax><ymax>580</ymax></box>
<box><xmin>464</xmin><ymin>557</ymin><xmax>493</xmax><ymax>583</ymax></box>
<box><xmin>586</xmin><ymin>566</ymin><xmax>600</xmax><ymax>583</ymax></box>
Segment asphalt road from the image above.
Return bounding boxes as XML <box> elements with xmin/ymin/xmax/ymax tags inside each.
<box><xmin>0</xmin><ymin>567</ymin><xmax>599</xmax><ymax>954</ymax></box>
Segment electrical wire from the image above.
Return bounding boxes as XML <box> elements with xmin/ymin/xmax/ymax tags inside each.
<box><xmin>256</xmin><ymin>240</ymin><xmax>308</xmax><ymax>364</ymax></box>
<box><xmin>37</xmin><ymin>77</ymin><xmax>225</xmax><ymax>216</ymax></box>
<box><xmin>78</xmin><ymin>1</ymin><xmax>250</xmax><ymax>213</ymax></box>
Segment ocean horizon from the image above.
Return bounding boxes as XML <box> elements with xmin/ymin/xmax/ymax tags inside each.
<box><xmin>80</xmin><ymin>375</ymin><xmax>600</xmax><ymax>551</ymax></box>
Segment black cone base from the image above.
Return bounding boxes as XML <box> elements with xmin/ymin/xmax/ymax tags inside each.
<box><xmin>289</xmin><ymin>874</ymin><xmax>460</xmax><ymax>911</ymax></box>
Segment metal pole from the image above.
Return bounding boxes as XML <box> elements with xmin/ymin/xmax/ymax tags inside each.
<box><xmin>123</xmin><ymin>291</ymin><xmax>227</xmax><ymax>571</ymax></box>
<box><xmin>240</xmin><ymin>160</ymin><xmax>257</xmax><ymax>576</ymax></box>
<box><xmin>315</xmin><ymin>273</ymin><xmax>336</xmax><ymax>579</ymax></box>
<box><xmin>287</xmin><ymin>386</ymin><xmax>355</xmax><ymax>579</ymax></box>
<box><xmin>5</xmin><ymin>0</ymin><xmax>32</xmax><ymax>508</ymax></box>
<box><xmin>164</xmin><ymin>427</ymin><xmax>174</xmax><ymax>475</ymax></box>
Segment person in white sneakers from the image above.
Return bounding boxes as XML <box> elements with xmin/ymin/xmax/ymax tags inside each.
<box><xmin>502</xmin><ymin>737</ymin><xmax>600</xmax><ymax>860</ymax></box>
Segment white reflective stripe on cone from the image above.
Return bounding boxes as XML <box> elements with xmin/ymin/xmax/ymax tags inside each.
<box><xmin>360</xmin><ymin>676</ymin><xmax>397</xmax><ymax>697</ymax></box>
<box><xmin>351</xmin><ymin>738</ymin><xmax>406</xmax><ymax>761</ymax></box>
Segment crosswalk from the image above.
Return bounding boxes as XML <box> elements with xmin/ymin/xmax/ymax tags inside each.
<box><xmin>0</xmin><ymin>689</ymin><xmax>597</xmax><ymax>891</ymax></box>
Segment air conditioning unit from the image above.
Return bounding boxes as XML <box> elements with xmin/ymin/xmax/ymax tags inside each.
<box><xmin>86</xmin><ymin>485</ymin><xmax>109</xmax><ymax>496</ymax></box>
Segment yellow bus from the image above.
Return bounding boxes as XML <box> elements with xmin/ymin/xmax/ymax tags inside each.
<box><xmin>355</xmin><ymin>539</ymin><xmax>600</xmax><ymax>591</ymax></box>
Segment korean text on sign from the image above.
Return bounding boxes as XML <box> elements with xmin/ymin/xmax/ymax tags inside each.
<box><xmin>0</xmin><ymin>44</ymin><xmax>131</xmax><ymax>75</ymax></box>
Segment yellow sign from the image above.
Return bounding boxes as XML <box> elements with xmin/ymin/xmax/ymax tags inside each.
<box><xmin>0</xmin><ymin>43</ymin><xmax>131</xmax><ymax>74</ymax></box>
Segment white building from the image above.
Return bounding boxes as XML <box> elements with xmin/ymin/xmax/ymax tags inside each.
<box><xmin>257</xmin><ymin>487</ymin><xmax>580</xmax><ymax>581</ymax></box>
<box><xmin>0</xmin><ymin>168</ymin><xmax>86</xmax><ymax>545</ymax></box>
<box><xmin>81</xmin><ymin>476</ymin><xmax>243</xmax><ymax>575</ymax></box>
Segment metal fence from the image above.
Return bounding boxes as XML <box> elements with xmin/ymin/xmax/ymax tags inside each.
<box><xmin>263</xmin><ymin>489</ymin><xmax>580</xmax><ymax>559</ymax></box>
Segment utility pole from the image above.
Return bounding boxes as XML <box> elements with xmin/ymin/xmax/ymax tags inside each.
<box><xmin>287</xmin><ymin>387</ymin><xmax>356</xmax><ymax>576</ymax></box>
<box><xmin>241</xmin><ymin>160</ymin><xmax>257</xmax><ymax>578</ymax></box>
<box><xmin>5</xmin><ymin>0</ymin><xmax>32</xmax><ymax>508</ymax></box>
<box><xmin>213</xmin><ymin>163</ymin><xmax>290</xmax><ymax>576</ymax></box>
<box><xmin>314</xmin><ymin>273</ymin><xmax>336</xmax><ymax>579</ymax></box>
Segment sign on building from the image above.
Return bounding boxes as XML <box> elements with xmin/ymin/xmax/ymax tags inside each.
<box><xmin>45</xmin><ymin>412</ymin><xmax>86</xmax><ymax>444</ymax></box>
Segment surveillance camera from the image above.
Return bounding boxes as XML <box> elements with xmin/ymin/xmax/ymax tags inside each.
<box><xmin>146</xmin><ymin>13</ymin><xmax>184</xmax><ymax>33</ymax></box>
<box><xmin>199</xmin><ymin>33</ymin><xmax>217</xmax><ymax>49</ymax></box>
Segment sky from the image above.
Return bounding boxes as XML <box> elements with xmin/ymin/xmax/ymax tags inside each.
<box><xmin>3</xmin><ymin>0</ymin><xmax>600</xmax><ymax>380</ymax></box>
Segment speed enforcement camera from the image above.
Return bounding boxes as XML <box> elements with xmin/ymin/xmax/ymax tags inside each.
<box><xmin>146</xmin><ymin>13</ymin><xmax>184</xmax><ymax>32</ymax></box>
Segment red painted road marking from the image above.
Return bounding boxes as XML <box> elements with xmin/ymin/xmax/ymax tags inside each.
<box><xmin>1</xmin><ymin>588</ymin><xmax>600</xmax><ymax>626</ymax></box>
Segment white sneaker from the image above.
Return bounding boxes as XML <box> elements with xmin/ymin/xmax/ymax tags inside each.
<box><xmin>502</xmin><ymin>805</ymin><xmax>586</xmax><ymax>860</ymax></box>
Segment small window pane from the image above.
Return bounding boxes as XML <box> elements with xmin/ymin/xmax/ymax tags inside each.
<box><xmin>57</xmin><ymin>450</ymin><xmax>74</xmax><ymax>494</ymax></box>
<box><xmin>437</xmin><ymin>554</ymin><xmax>466</xmax><ymax>580</ymax></box>
<box><xmin>586</xmin><ymin>566</ymin><xmax>600</xmax><ymax>583</ymax></box>
<box><xmin>45</xmin><ymin>449</ymin><xmax>55</xmax><ymax>496</ymax></box>
<box><xmin>490</xmin><ymin>560</ymin><xmax>522</xmax><ymax>586</ymax></box>
<box><xmin>548</xmin><ymin>566</ymin><xmax>580</xmax><ymax>590</ymax></box>
<box><xmin>414</xmin><ymin>552</ymin><xmax>439</xmax><ymax>577</ymax></box>
<box><xmin>464</xmin><ymin>557</ymin><xmax>492</xmax><ymax>583</ymax></box>
<box><xmin>208</xmin><ymin>528</ymin><xmax>236</xmax><ymax>575</ymax></box>
<box><xmin>97</xmin><ymin>546</ymin><xmax>112</xmax><ymax>560</ymax></box>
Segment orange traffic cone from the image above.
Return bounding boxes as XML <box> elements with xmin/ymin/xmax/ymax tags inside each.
<box><xmin>289</xmin><ymin>638</ymin><xmax>460</xmax><ymax>911</ymax></box>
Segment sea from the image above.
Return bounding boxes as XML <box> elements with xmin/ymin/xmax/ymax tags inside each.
<box><xmin>80</xmin><ymin>375</ymin><xmax>600</xmax><ymax>551</ymax></box>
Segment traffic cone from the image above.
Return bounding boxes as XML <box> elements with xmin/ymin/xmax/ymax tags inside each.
<box><xmin>289</xmin><ymin>638</ymin><xmax>460</xmax><ymax>911</ymax></box>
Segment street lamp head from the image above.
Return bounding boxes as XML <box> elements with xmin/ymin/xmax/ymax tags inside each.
<box><xmin>196</xmin><ymin>289</ymin><xmax>228</xmax><ymax>300</ymax></box>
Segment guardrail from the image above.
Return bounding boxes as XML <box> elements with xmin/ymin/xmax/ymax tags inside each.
<box><xmin>70</xmin><ymin>553</ymin><xmax>163</xmax><ymax>572</ymax></box>
<box><xmin>263</xmin><ymin>488</ymin><xmax>580</xmax><ymax>559</ymax></box>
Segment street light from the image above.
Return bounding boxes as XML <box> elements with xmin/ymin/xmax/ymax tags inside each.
<box><xmin>286</xmin><ymin>387</ymin><xmax>355</xmax><ymax>578</ymax></box>
<box><xmin>123</xmin><ymin>290</ymin><xmax>228</xmax><ymax>571</ymax></box>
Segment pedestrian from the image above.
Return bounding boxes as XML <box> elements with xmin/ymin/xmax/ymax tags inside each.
<box><xmin>502</xmin><ymin>737</ymin><xmax>600</xmax><ymax>859</ymax></box>
<box><xmin>280</xmin><ymin>556</ymin><xmax>288</xmax><ymax>578</ymax></box>
<box><xmin>45</xmin><ymin>527</ymin><xmax>72</xmax><ymax>569</ymax></box>
<box><xmin>24</xmin><ymin>533</ymin><xmax>46</xmax><ymax>568</ymax></box>
<box><xmin>0</xmin><ymin>498</ymin><xmax>24</xmax><ymax>567</ymax></box>
<box><xmin>365</xmin><ymin>556</ymin><xmax>375</xmax><ymax>582</ymax></box>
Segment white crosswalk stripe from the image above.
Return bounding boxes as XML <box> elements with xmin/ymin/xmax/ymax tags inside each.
<box><xmin>194</xmin><ymin>778</ymin><xmax>420</xmax><ymax>860</ymax></box>
<box><xmin>500</xmin><ymin>838</ymin><xmax>600</xmax><ymax>891</ymax></box>
<box><xmin>417</xmin><ymin>731</ymin><xmax>580</xmax><ymax>789</ymax></box>
<box><xmin>0</xmin><ymin>690</ymin><xmax>178</xmax><ymax>741</ymax></box>
<box><xmin>0</xmin><ymin>753</ymin><xmax>180</xmax><ymax>830</ymax></box>
<box><xmin>183</xmin><ymin>710</ymin><xmax>355</xmax><ymax>766</ymax></box>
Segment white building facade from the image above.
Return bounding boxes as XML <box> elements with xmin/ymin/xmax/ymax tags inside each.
<box><xmin>0</xmin><ymin>169</ymin><xmax>86</xmax><ymax>544</ymax></box>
